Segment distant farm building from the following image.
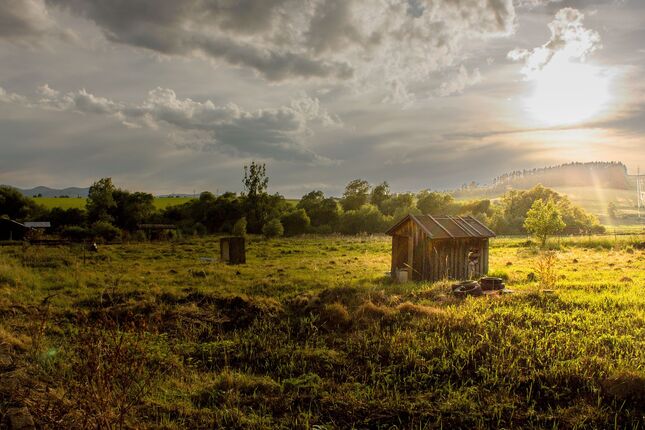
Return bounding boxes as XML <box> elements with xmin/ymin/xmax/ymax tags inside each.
<box><xmin>0</xmin><ymin>219</ymin><xmax>31</xmax><ymax>241</ymax></box>
<box><xmin>24</xmin><ymin>221</ymin><xmax>51</xmax><ymax>230</ymax></box>
<box><xmin>386</xmin><ymin>215</ymin><xmax>495</xmax><ymax>283</ymax></box>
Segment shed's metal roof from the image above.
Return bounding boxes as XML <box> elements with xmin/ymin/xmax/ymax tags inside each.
<box><xmin>385</xmin><ymin>214</ymin><xmax>495</xmax><ymax>239</ymax></box>
<box><xmin>24</xmin><ymin>221</ymin><xmax>51</xmax><ymax>228</ymax></box>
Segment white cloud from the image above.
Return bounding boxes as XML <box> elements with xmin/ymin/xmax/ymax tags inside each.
<box><xmin>1</xmin><ymin>85</ymin><xmax>337</xmax><ymax>163</ymax></box>
<box><xmin>33</xmin><ymin>0</ymin><xmax>521</xmax><ymax>97</ymax></box>
<box><xmin>437</xmin><ymin>65</ymin><xmax>482</xmax><ymax>96</ymax></box>
<box><xmin>508</xmin><ymin>8</ymin><xmax>601</xmax><ymax>78</ymax></box>
<box><xmin>0</xmin><ymin>87</ymin><xmax>27</xmax><ymax>103</ymax></box>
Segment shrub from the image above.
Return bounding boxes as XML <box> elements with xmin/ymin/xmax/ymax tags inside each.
<box><xmin>262</xmin><ymin>219</ymin><xmax>284</xmax><ymax>238</ymax></box>
<box><xmin>338</xmin><ymin>204</ymin><xmax>392</xmax><ymax>235</ymax></box>
<box><xmin>534</xmin><ymin>251</ymin><xmax>558</xmax><ymax>289</ymax></box>
<box><xmin>232</xmin><ymin>217</ymin><xmax>247</xmax><ymax>237</ymax></box>
<box><xmin>193</xmin><ymin>222</ymin><xmax>207</xmax><ymax>237</ymax></box>
<box><xmin>61</xmin><ymin>225</ymin><xmax>91</xmax><ymax>242</ymax></box>
<box><xmin>91</xmin><ymin>221</ymin><xmax>121</xmax><ymax>243</ymax></box>
<box><xmin>280</xmin><ymin>209</ymin><xmax>310</xmax><ymax>236</ymax></box>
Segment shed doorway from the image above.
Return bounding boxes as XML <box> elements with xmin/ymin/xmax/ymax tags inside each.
<box><xmin>391</xmin><ymin>235</ymin><xmax>413</xmax><ymax>273</ymax></box>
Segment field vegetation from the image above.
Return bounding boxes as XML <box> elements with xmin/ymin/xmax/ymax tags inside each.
<box><xmin>0</xmin><ymin>233</ymin><xmax>644</xmax><ymax>428</ymax></box>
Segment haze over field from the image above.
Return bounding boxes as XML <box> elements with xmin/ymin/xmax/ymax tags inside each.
<box><xmin>1</xmin><ymin>0</ymin><xmax>644</xmax><ymax>196</ymax></box>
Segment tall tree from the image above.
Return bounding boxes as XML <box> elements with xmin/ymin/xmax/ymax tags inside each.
<box><xmin>370</xmin><ymin>181</ymin><xmax>390</xmax><ymax>212</ymax></box>
<box><xmin>242</xmin><ymin>162</ymin><xmax>270</xmax><ymax>233</ymax></box>
<box><xmin>87</xmin><ymin>178</ymin><xmax>117</xmax><ymax>223</ymax></box>
<box><xmin>0</xmin><ymin>186</ymin><xmax>47</xmax><ymax>221</ymax></box>
<box><xmin>341</xmin><ymin>179</ymin><xmax>370</xmax><ymax>211</ymax></box>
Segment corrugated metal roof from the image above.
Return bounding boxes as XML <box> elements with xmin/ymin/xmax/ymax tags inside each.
<box><xmin>386</xmin><ymin>214</ymin><xmax>495</xmax><ymax>239</ymax></box>
<box><xmin>24</xmin><ymin>221</ymin><xmax>51</xmax><ymax>228</ymax></box>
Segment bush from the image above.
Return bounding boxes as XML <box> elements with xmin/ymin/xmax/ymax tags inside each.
<box><xmin>91</xmin><ymin>221</ymin><xmax>122</xmax><ymax>243</ymax></box>
<box><xmin>262</xmin><ymin>219</ymin><xmax>284</xmax><ymax>238</ymax></box>
<box><xmin>61</xmin><ymin>225</ymin><xmax>91</xmax><ymax>242</ymax></box>
<box><xmin>338</xmin><ymin>204</ymin><xmax>392</xmax><ymax>235</ymax></box>
<box><xmin>193</xmin><ymin>222</ymin><xmax>207</xmax><ymax>237</ymax></box>
<box><xmin>280</xmin><ymin>209</ymin><xmax>310</xmax><ymax>236</ymax></box>
<box><xmin>232</xmin><ymin>217</ymin><xmax>247</xmax><ymax>237</ymax></box>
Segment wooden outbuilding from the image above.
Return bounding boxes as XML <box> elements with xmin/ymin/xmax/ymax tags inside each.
<box><xmin>220</xmin><ymin>237</ymin><xmax>246</xmax><ymax>264</ymax></box>
<box><xmin>0</xmin><ymin>219</ymin><xmax>30</xmax><ymax>241</ymax></box>
<box><xmin>386</xmin><ymin>214</ymin><xmax>495</xmax><ymax>283</ymax></box>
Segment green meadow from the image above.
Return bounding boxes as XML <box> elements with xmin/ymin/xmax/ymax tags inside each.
<box><xmin>0</xmin><ymin>234</ymin><xmax>644</xmax><ymax>428</ymax></box>
<box><xmin>34</xmin><ymin>196</ymin><xmax>195</xmax><ymax>211</ymax></box>
<box><xmin>33</xmin><ymin>196</ymin><xmax>299</xmax><ymax>211</ymax></box>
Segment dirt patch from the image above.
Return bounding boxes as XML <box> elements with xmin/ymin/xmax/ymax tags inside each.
<box><xmin>602</xmin><ymin>371</ymin><xmax>645</xmax><ymax>404</ymax></box>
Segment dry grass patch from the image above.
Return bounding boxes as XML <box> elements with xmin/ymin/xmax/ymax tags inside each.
<box><xmin>319</xmin><ymin>303</ymin><xmax>351</xmax><ymax>329</ymax></box>
<box><xmin>354</xmin><ymin>301</ymin><xmax>393</xmax><ymax>323</ymax></box>
<box><xmin>396</xmin><ymin>301</ymin><xmax>444</xmax><ymax>318</ymax></box>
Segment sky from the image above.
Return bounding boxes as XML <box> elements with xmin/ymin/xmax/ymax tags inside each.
<box><xmin>0</xmin><ymin>0</ymin><xmax>643</xmax><ymax>197</ymax></box>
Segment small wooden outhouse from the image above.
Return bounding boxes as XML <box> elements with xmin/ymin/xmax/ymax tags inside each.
<box><xmin>220</xmin><ymin>237</ymin><xmax>246</xmax><ymax>264</ymax></box>
<box><xmin>386</xmin><ymin>215</ymin><xmax>495</xmax><ymax>282</ymax></box>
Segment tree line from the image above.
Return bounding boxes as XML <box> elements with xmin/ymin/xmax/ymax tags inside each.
<box><xmin>0</xmin><ymin>163</ymin><xmax>604</xmax><ymax>241</ymax></box>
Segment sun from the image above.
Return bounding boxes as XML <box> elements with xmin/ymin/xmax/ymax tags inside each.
<box><xmin>525</xmin><ymin>57</ymin><xmax>611</xmax><ymax>126</ymax></box>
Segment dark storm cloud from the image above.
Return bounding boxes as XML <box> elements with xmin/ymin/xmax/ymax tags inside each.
<box><xmin>0</xmin><ymin>0</ymin><xmax>72</xmax><ymax>44</ymax></box>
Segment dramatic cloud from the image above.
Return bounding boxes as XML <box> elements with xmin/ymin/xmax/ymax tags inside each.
<box><xmin>0</xmin><ymin>0</ymin><xmax>72</xmax><ymax>44</ymax></box>
<box><xmin>4</xmin><ymin>85</ymin><xmax>337</xmax><ymax>163</ymax></box>
<box><xmin>508</xmin><ymin>8</ymin><xmax>601</xmax><ymax>78</ymax></box>
<box><xmin>35</xmin><ymin>0</ymin><xmax>519</xmax><ymax>93</ymax></box>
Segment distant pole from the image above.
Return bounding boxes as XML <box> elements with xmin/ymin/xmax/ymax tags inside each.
<box><xmin>637</xmin><ymin>167</ymin><xmax>641</xmax><ymax>220</ymax></box>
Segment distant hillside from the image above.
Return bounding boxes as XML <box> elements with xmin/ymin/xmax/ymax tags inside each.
<box><xmin>452</xmin><ymin>162</ymin><xmax>640</xmax><ymax>222</ymax></box>
<box><xmin>492</xmin><ymin>162</ymin><xmax>629</xmax><ymax>190</ymax></box>
<box><xmin>7</xmin><ymin>185</ymin><xmax>90</xmax><ymax>198</ymax></box>
<box><xmin>454</xmin><ymin>162</ymin><xmax>631</xmax><ymax>197</ymax></box>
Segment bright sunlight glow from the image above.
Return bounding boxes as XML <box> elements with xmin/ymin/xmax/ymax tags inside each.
<box><xmin>526</xmin><ymin>58</ymin><xmax>610</xmax><ymax>126</ymax></box>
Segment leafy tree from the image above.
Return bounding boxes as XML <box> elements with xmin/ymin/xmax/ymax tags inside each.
<box><xmin>0</xmin><ymin>186</ymin><xmax>47</xmax><ymax>221</ymax></box>
<box><xmin>281</xmin><ymin>209</ymin><xmax>310</xmax><ymax>236</ymax></box>
<box><xmin>243</xmin><ymin>162</ymin><xmax>272</xmax><ymax>233</ymax></box>
<box><xmin>338</xmin><ymin>204</ymin><xmax>392</xmax><ymax>234</ymax></box>
<box><xmin>111</xmin><ymin>190</ymin><xmax>155</xmax><ymax>231</ymax></box>
<box><xmin>490</xmin><ymin>185</ymin><xmax>602</xmax><ymax>235</ymax></box>
<box><xmin>381</xmin><ymin>193</ymin><xmax>416</xmax><ymax>217</ymax></box>
<box><xmin>91</xmin><ymin>221</ymin><xmax>122</xmax><ymax>243</ymax></box>
<box><xmin>524</xmin><ymin>199</ymin><xmax>565</xmax><ymax>247</ymax></box>
<box><xmin>416</xmin><ymin>190</ymin><xmax>455</xmax><ymax>215</ymax></box>
<box><xmin>232</xmin><ymin>217</ymin><xmax>247</xmax><ymax>237</ymax></box>
<box><xmin>341</xmin><ymin>179</ymin><xmax>370</xmax><ymax>211</ymax></box>
<box><xmin>87</xmin><ymin>178</ymin><xmax>117</xmax><ymax>223</ymax></box>
<box><xmin>49</xmin><ymin>207</ymin><xmax>87</xmax><ymax>230</ymax></box>
<box><xmin>262</xmin><ymin>218</ymin><xmax>284</xmax><ymax>238</ymax></box>
<box><xmin>297</xmin><ymin>190</ymin><xmax>340</xmax><ymax>227</ymax></box>
<box><xmin>370</xmin><ymin>181</ymin><xmax>390</xmax><ymax>212</ymax></box>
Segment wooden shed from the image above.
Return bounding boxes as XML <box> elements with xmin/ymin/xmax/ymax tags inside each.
<box><xmin>386</xmin><ymin>215</ymin><xmax>495</xmax><ymax>283</ymax></box>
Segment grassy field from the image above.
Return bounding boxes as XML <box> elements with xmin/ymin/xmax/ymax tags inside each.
<box><xmin>0</xmin><ymin>234</ymin><xmax>644</xmax><ymax>428</ymax></box>
<box><xmin>34</xmin><ymin>196</ymin><xmax>195</xmax><ymax>210</ymax></box>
